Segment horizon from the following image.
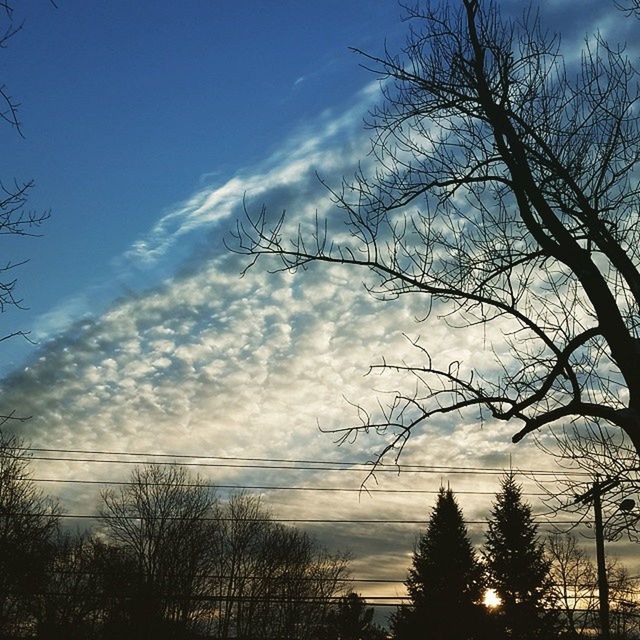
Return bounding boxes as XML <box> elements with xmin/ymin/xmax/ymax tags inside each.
<box><xmin>1</xmin><ymin>1</ymin><xmax>639</xmax><ymax>634</ymax></box>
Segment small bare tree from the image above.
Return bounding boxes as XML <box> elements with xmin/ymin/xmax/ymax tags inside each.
<box><xmin>547</xmin><ymin>534</ymin><xmax>598</xmax><ymax>638</ymax></box>
<box><xmin>209</xmin><ymin>492</ymin><xmax>266</xmax><ymax>640</ymax></box>
<box><xmin>232</xmin><ymin>0</ymin><xmax>640</xmax><ymax>499</ymax></box>
<box><xmin>0</xmin><ymin>431</ymin><xmax>59</xmax><ymax>636</ymax></box>
<box><xmin>36</xmin><ymin>532</ymin><xmax>104</xmax><ymax>639</ymax></box>
<box><xmin>98</xmin><ymin>464</ymin><xmax>219</xmax><ymax>635</ymax></box>
<box><xmin>608</xmin><ymin>565</ymin><xmax>640</xmax><ymax>639</ymax></box>
<box><xmin>208</xmin><ymin>492</ymin><xmax>350</xmax><ymax>640</ymax></box>
<box><xmin>548</xmin><ymin>534</ymin><xmax>640</xmax><ymax>638</ymax></box>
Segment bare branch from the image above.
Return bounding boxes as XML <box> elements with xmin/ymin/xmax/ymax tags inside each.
<box><xmin>228</xmin><ymin>0</ymin><xmax>640</xmax><ymax>505</ymax></box>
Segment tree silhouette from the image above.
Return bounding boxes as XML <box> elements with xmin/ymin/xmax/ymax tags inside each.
<box><xmin>209</xmin><ymin>492</ymin><xmax>349</xmax><ymax>640</ymax></box>
<box><xmin>98</xmin><ymin>464</ymin><xmax>218</xmax><ymax>638</ymax></box>
<box><xmin>548</xmin><ymin>533</ymin><xmax>640</xmax><ymax>640</ymax></box>
<box><xmin>0</xmin><ymin>432</ymin><xmax>59</xmax><ymax>638</ymax></box>
<box><xmin>393</xmin><ymin>487</ymin><xmax>485</xmax><ymax>639</ymax></box>
<box><xmin>484</xmin><ymin>473</ymin><xmax>555</xmax><ymax>639</ymax></box>
<box><xmin>324</xmin><ymin>592</ymin><xmax>386</xmax><ymax>640</ymax></box>
<box><xmin>99</xmin><ymin>476</ymin><xmax>350</xmax><ymax>640</ymax></box>
<box><xmin>0</xmin><ymin>2</ymin><xmax>51</xmax><ymax>433</ymax></box>
<box><xmin>547</xmin><ymin>533</ymin><xmax>598</xmax><ymax>638</ymax></box>
<box><xmin>232</xmin><ymin>0</ymin><xmax>640</xmax><ymax>501</ymax></box>
<box><xmin>36</xmin><ymin>532</ymin><xmax>103</xmax><ymax>640</ymax></box>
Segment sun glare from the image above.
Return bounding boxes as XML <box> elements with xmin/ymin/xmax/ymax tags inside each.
<box><xmin>483</xmin><ymin>589</ymin><xmax>502</xmax><ymax>608</ymax></box>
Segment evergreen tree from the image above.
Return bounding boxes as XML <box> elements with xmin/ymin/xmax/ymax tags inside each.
<box><xmin>484</xmin><ymin>473</ymin><xmax>555</xmax><ymax>639</ymax></box>
<box><xmin>394</xmin><ymin>487</ymin><xmax>486</xmax><ymax>639</ymax></box>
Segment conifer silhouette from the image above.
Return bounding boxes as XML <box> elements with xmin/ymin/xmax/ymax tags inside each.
<box><xmin>484</xmin><ymin>473</ymin><xmax>556</xmax><ymax>639</ymax></box>
<box><xmin>394</xmin><ymin>487</ymin><xmax>486</xmax><ymax>639</ymax></box>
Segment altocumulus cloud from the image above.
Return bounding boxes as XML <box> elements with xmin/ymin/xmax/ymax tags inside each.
<box><xmin>0</xmin><ymin>81</ymin><xmax>562</xmax><ymax>582</ymax></box>
<box><xmin>0</xmin><ymin>247</ymin><xmax>531</xmax><ymax>581</ymax></box>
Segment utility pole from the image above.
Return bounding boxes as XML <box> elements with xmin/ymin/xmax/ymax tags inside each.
<box><xmin>574</xmin><ymin>477</ymin><xmax>620</xmax><ymax>640</ymax></box>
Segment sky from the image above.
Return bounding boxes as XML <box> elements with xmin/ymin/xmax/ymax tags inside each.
<box><xmin>0</xmin><ymin>0</ymin><xmax>638</xmax><ymax>609</ymax></box>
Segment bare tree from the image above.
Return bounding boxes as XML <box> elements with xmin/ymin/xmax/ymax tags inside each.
<box><xmin>208</xmin><ymin>492</ymin><xmax>266</xmax><ymax>640</ymax></box>
<box><xmin>36</xmin><ymin>531</ymin><xmax>104</xmax><ymax>640</ymax></box>
<box><xmin>547</xmin><ymin>534</ymin><xmax>598</xmax><ymax>638</ymax></box>
<box><xmin>258</xmin><ymin>526</ymin><xmax>350</xmax><ymax>639</ymax></box>
<box><xmin>608</xmin><ymin>564</ymin><xmax>640</xmax><ymax>639</ymax></box>
<box><xmin>207</xmin><ymin>492</ymin><xmax>350</xmax><ymax>640</ymax></box>
<box><xmin>231</xmin><ymin>0</ymin><xmax>640</xmax><ymax>495</ymax></box>
<box><xmin>98</xmin><ymin>480</ymin><xmax>350</xmax><ymax>638</ymax></box>
<box><xmin>0</xmin><ymin>431</ymin><xmax>59</xmax><ymax>636</ymax></box>
<box><xmin>548</xmin><ymin>534</ymin><xmax>640</xmax><ymax>638</ymax></box>
<box><xmin>614</xmin><ymin>0</ymin><xmax>640</xmax><ymax>18</ymax></box>
<box><xmin>98</xmin><ymin>464</ymin><xmax>219</xmax><ymax>637</ymax></box>
<box><xmin>0</xmin><ymin>1</ymin><xmax>49</xmax><ymax>328</ymax></box>
<box><xmin>0</xmin><ymin>1</ymin><xmax>51</xmax><ymax>435</ymax></box>
<box><xmin>537</xmin><ymin>427</ymin><xmax>640</xmax><ymax>537</ymax></box>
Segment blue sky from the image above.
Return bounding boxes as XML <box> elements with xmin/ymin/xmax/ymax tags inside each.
<box><xmin>1</xmin><ymin>0</ymin><xmax>638</xmax><ymax>598</ymax></box>
<box><xmin>0</xmin><ymin>0</ymin><xmax>629</xmax><ymax>365</ymax></box>
<box><xmin>1</xmin><ymin>0</ymin><xmax>403</xmax><ymax>360</ymax></box>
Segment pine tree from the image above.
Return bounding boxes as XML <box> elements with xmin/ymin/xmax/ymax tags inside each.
<box><xmin>484</xmin><ymin>473</ymin><xmax>555</xmax><ymax>639</ymax></box>
<box><xmin>394</xmin><ymin>487</ymin><xmax>486</xmax><ymax>639</ymax></box>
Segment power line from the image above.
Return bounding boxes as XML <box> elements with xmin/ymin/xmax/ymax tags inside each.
<box><xmin>11</xmin><ymin>445</ymin><xmax>590</xmax><ymax>477</ymax></box>
<box><xmin>28</xmin><ymin>477</ymin><xmax>549</xmax><ymax>497</ymax></box>
<box><xmin>43</xmin><ymin>570</ymin><xmax>639</xmax><ymax>593</ymax></box>
<box><xmin>6</xmin><ymin>590</ymin><xmax>411</xmax><ymax>604</ymax></box>
<box><xmin>22</xmin><ymin>455</ymin><xmax>514</xmax><ymax>473</ymax></box>
<box><xmin>9</xmin><ymin>590</ymin><xmax>640</xmax><ymax>613</ymax></box>
<box><xmin>46</xmin><ymin>569</ymin><xmax>405</xmax><ymax>584</ymax></box>
<box><xmin>5</xmin><ymin>512</ymin><xmax>586</xmax><ymax>525</ymax></box>
<box><xmin>16</xmin><ymin>454</ymin><xmax>588</xmax><ymax>480</ymax></box>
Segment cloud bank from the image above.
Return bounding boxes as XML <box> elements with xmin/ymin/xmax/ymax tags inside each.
<box><xmin>2</xmin><ymin>79</ymin><xmax>632</xmax><ymax>585</ymax></box>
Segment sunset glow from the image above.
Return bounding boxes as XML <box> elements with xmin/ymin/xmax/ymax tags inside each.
<box><xmin>483</xmin><ymin>589</ymin><xmax>502</xmax><ymax>609</ymax></box>
<box><xmin>1</xmin><ymin>2</ymin><xmax>639</xmax><ymax>637</ymax></box>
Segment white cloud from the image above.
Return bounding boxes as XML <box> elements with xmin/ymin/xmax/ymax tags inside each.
<box><xmin>0</xmin><ymin>245</ymin><xmax>577</xmax><ymax>573</ymax></box>
<box><xmin>117</xmin><ymin>82</ymin><xmax>379</xmax><ymax>272</ymax></box>
<box><xmin>3</xmin><ymin>72</ymin><xmax>637</xmax><ymax>582</ymax></box>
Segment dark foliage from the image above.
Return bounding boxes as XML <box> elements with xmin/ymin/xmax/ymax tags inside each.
<box><xmin>393</xmin><ymin>487</ymin><xmax>486</xmax><ymax>640</ymax></box>
<box><xmin>324</xmin><ymin>592</ymin><xmax>387</xmax><ymax>640</ymax></box>
<box><xmin>484</xmin><ymin>473</ymin><xmax>556</xmax><ymax>639</ymax></box>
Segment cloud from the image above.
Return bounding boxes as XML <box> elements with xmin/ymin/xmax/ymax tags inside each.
<box><xmin>117</xmin><ymin>82</ymin><xmax>380</xmax><ymax>273</ymax></box>
<box><xmin>3</xmin><ymin>70</ymin><xmax>637</xmax><ymax>582</ymax></box>
<box><xmin>26</xmin><ymin>82</ymin><xmax>378</xmax><ymax>349</ymax></box>
<box><xmin>0</xmin><ymin>243</ymin><xmax>563</xmax><ymax>575</ymax></box>
<box><xmin>2</xmin><ymin>236</ymin><xmax>545</xmax><ymax>576</ymax></box>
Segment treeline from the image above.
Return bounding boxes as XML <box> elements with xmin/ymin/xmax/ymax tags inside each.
<box><xmin>2</xmin><ymin>430</ymin><xmax>639</xmax><ymax>640</ymax></box>
<box><xmin>0</xmin><ymin>433</ymin><xmax>384</xmax><ymax>640</ymax></box>
<box><xmin>393</xmin><ymin>478</ymin><xmax>639</xmax><ymax>640</ymax></box>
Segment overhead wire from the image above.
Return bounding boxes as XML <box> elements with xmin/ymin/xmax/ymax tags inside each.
<box><xmin>4</xmin><ymin>511</ymin><xmax>587</xmax><ymax>525</ymax></box>
<box><xmin>21</xmin><ymin>455</ymin><xmax>582</xmax><ymax>477</ymax></box>
<box><xmin>10</xmin><ymin>445</ymin><xmax>590</xmax><ymax>477</ymax></box>
<box><xmin>27</xmin><ymin>477</ymin><xmax>551</xmax><ymax>497</ymax></box>
<box><xmin>7</xmin><ymin>590</ymin><xmax>411</xmax><ymax>606</ymax></box>
<box><xmin>42</xmin><ymin>569</ymin><xmax>639</xmax><ymax>593</ymax></box>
